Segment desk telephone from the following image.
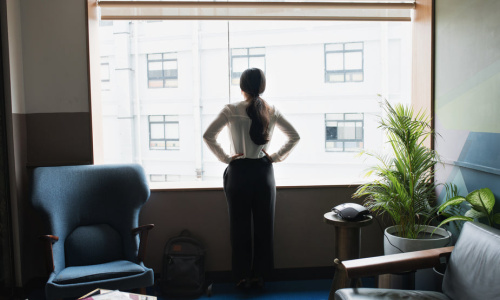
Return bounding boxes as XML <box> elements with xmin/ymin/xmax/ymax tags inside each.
<box><xmin>331</xmin><ymin>203</ymin><xmax>370</xmax><ymax>221</ymax></box>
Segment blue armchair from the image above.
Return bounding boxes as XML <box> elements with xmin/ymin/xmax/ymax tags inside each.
<box><xmin>31</xmin><ymin>164</ymin><xmax>155</xmax><ymax>300</ymax></box>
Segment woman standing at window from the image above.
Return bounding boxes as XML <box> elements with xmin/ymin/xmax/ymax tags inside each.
<box><xmin>203</xmin><ymin>68</ymin><xmax>300</xmax><ymax>289</ymax></box>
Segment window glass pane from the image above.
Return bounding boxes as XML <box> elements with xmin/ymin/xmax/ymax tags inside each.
<box><xmin>345</xmin><ymin>52</ymin><xmax>362</xmax><ymax>70</ymax></box>
<box><xmin>165</xmin><ymin>116</ymin><xmax>179</xmax><ymax>122</ymax></box>
<box><xmin>165</xmin><ymin>123</ymin><xmax>179</xmax><ymax>139</ymax></box>
<box><xmin>149</xmin><ymin>61</ymin><xmax>163</xmax><ymax>72</ymax></box>
<box><xmin>356</xmin><ymin>126</ymin><xmax>363</xmax><ymax>139</ymax></box>
<box><xmin>164</xmin><ymin>60</ymin><xmax>177</xmax><ymax>70</ymax></box>
<box><xmin>341</xmin><ymin>123</ymin><xmax>356</xmax><ymax>140</ymax></box>
<box><xmin>330</xmin><ymin>73</ymin><xmax>345</xmax><ymax>82</ymax></box>
<box><xmin>148</xmin><ymin>79</ymin><xmax>163</xmax><ymax>88</ymax></box>
<box><xmin>164</xmin><ymin>79</ymin><xmax>178</xmax><ymax>87</ymax></box>
<box><xmin>326</xmin><ymin>126</ymin><xmax>337</xmax><ymax>140</ymax></box>
<box><xmin>325</xmin><ymin>44</ymin><xmax>343</xmax><ymax>51</ymax></box>
<box><xmin>233</xmin><ymin>57</ymin><xmax>248</xmax><ymax>73</ymax></box>
<box><xmin>351</xmin><ymin>72</ymin><xmax>364</xmax><ymax>82</ymax></box>
<box><xmin>167</xmin><ymin>140</ymin><xmax>180</xmax><ymax>149</ymax></box>
<box><xmin>249</xmin><ymin>56</ymin><xmax>265</xmax><ymax>70</ymax></box>
<box><xmin>232</xmin><ymin>48</ymin><xmax>247</xmax><ymax>56</ymax></box>
<box><xmin>344</xmin><ymin>142</ymin><xmax>359</xmax><ymax>150</ymax></box>
<box><xmin>345</xmin><ymin>113</ymin><xmax>363</xmax><ymax>120</ymax></box>
<box><xmin>150</xmin><ymin>124</ymin><xmax>165</xmax><ymax>139</ymax></box>
<box><xmin>326</xmin><ymin>114</ymin><xmax>343</xmax><ymax>121</ymax></box>
<box><xmin>150</xmin><ymin>140</ymin><xmax>166</xmax><ymax>150</ymax></box>
<box><xmin>326</xmin><ymin>53</ymin><xmax>343</xmax><ymax>71</ymax></box>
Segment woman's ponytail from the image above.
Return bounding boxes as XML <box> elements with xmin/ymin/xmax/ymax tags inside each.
<box><xmin>240</xmin><ymin>68</ymin><xmax>270</xmax><ymax>145</ymax></box>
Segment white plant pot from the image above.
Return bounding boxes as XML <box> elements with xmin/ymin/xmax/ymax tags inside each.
<box><xmin>383</xmin><ymin>225</ymin><xmax>452</xmax><ymax>291</ymax></box>
<box><xmin>384</xmin><ymin>225</ymin><xmax>452</xmax><ymax>255</ymax></box>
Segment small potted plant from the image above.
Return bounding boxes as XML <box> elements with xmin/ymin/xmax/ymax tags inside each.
<box><xmin>353</xmin><ymin>99</ymin><xmax>451</xmax><ymax>255</ymax></box>
<box><xmin>436</xmin><ymin>186</ymin><xmax>500</xmax><ymax>230</ymax></box>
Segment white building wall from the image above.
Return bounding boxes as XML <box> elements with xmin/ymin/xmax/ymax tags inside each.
<box><xmin>98</xmin><ymin>20</ymin><xmax>411</xmax><ymax>185</ymax></box>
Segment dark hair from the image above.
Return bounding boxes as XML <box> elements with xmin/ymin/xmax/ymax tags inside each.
<box><xmin>240</xmin><ymin>68</ymin><xmax>270</xmax><ymax>145</ymax></box>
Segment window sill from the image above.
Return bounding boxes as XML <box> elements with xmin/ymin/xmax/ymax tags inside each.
<box><xmin>149</xmin><ymin>177</ymin><xmax>369</xmax><ymax>191</ymax></box>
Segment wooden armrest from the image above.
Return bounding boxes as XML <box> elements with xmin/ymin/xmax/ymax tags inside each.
<box><xmin>341</xmin><ymin>246</ymin><xmax>454</xmax><ymax>279</ymax></box>
<box><xmin>131</xmin><ymin>224</ymin><xmax>155</xmax><ymax>235</ymax></box>
<box><xmin>132</xmin><ymin>224</ymin><xmax>154</xmax><ymax>262</ymax></box>
<box><xmin>40</xmin><ymin>235</ymin><xmax>59</xmax><ymax>275</ymax></box>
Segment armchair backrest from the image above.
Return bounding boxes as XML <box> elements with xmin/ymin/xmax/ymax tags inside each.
<box><xmin>31</xmin><ymin>164</ymin><xmax>151</xmax><ymax>273</ymax></box>
<box><xmin>442</xmin><ymin>222</ymin><xmax>500</xmax><ymax>299</ymax></box>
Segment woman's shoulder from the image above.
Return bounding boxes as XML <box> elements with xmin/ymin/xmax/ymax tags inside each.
<box><xmin>222</xmin><ymin>101</ymin><xmax>248</xmax><ymax>117</ymax></box>
<box><xmin>268</xmin><ymin>103</ymin><xmax>281</xmax><ymax>118</ymax></box>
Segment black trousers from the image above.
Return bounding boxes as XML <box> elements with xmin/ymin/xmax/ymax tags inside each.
<box><xmin>223</xmin><ymin>157</ymin><xmax>276</xmax><ymax>281</ymax></box>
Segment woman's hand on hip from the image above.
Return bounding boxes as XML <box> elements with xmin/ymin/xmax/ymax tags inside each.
<box><xmin>230</xmin><ymin>153</ymin><xmax>244</xmax><ymax>161</ymax></box>
<box><xmin>262</xmin><ymin>149</ymin><xmax>274</xmax><ymax>163</ymax></box>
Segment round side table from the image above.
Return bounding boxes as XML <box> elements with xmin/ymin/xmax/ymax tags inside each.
<box><xmin>324</xmin><ymin>211</ymin><xmax>373</xmax><ymax>299</ymax></box>
<box><xmin>323</xmin><ymin>212</ymin><xmax>373</xmax><ymax>261</ymax></box>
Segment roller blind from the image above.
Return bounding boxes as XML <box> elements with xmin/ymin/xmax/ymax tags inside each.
<box><xmin>98</xmin><ymin>1</ymin><xmax>415</xmax><ymax>22</ymax></box>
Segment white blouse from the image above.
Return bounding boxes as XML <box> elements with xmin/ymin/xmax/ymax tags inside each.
<box><xmin>203</xmin><ymin>101</ymin><xmax>300</xmax><ymax>164</ymax></box>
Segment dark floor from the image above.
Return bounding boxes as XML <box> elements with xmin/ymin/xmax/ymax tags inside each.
<box><xmin>23</xmin><ymin>278</ymin><xmax>377</xmax><ymax>300</ymax></box>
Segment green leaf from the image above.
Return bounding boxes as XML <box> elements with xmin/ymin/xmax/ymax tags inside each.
<box><xmin>436</xmin><ymin>216</ymin><xmax>474</xmax><ymax>229</ymax></box>
<box><xmin>464</xmin><ymin>208</ymin><xmax>486</xmax><ymax>219</ymax></box>
<box><xmin>438</xmin><ymin>196</ymin><xmax>466</xmax><ymax>213</ymax></box>
<box><xmin>466</xmin><ymin>188</ymin><xmax>495</xmax><ymax>214</ymax></box>
<box><xmin>493</xmin><ymin>213</ymin><xmax>500</xmax><ymax>225</ymax></box>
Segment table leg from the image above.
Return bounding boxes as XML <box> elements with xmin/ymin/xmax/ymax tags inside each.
<box><xmin>335</xmin><ymin>226</ymin><xmax>361</xmax><ymax>261</ymax></box>
<box><xmin>328</xmin><ymin>227</ymin><xmax>362</xmax><ymax>299</ymax></box>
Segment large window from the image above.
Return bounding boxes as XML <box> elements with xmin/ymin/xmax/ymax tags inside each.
<box><xmin>325</xmin><ymin>42</ymin><xmax>364</xmax><ymax>83</ymax></box>
<box><xmin>97</xmin><ymin>20</ymin><xmax>412</xmax><ymax>187</ymax></box>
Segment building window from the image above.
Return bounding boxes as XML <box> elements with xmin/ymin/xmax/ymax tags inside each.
<box><xmin>147</xmin><ymin>53</ymin><xmax>178</xmax><ymax>88</ymax></box>
<box><xmin>325</xmin><ymin>42</ymin><xmax>364</xmax><ymax>83</ymax></box>
<box><xmin>325</xmin><ymin>113</ymin><xmax>364</xmax><ymax>152</ymax></box>
<box><xmin>231</xmin><ymin>47</ymin><xmax>265</xmax><ymax>85</ymax></box>
<box><xmin>149</xmin><ymin>115</ymin><xmax>180</xmax><ymax>150</ymax></box>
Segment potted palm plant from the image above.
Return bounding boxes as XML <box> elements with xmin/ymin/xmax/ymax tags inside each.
<box><xmin>353</xmin><ymin>99</ymin><xmax>451</xmax><ymax>255</ymax></box>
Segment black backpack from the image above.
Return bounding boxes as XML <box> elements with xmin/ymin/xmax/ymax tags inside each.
<box><xmin>160</xmin><ymin>230</ymin><xmax>206</xmax><ymax>298</ymax></box>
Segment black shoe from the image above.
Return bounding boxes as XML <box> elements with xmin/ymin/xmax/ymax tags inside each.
<box><xmin>236</xmin><ymin>278</ymin><xmax>251</xmax><ymax>290</ymax></box>
<box><xmin>250</xmin><ymin>277</ymin><xmax>264</xmax><ymax>289</ymax></box>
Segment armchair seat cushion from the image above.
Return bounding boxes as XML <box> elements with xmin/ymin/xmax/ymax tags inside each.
<box><xmin>335</xmin><ymin>288</ymin><xmax>450</xmax><ymax>300</ymax></box>
<box><xmin>53</xmin><ymin>260</ymin><xmax>146</xmax><ymax>284</ymax></box>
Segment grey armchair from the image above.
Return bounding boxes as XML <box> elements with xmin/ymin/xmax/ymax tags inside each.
<box><xmin>334</xmin><ymin>222</ymin><xmax>500</xmax><ymax>300</ymax></box>
<box><xmin>31</xmin><ymin>164</ymin><xmax>155</xmax><ymax>300</ymax></box>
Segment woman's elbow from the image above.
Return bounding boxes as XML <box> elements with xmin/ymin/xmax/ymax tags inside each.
<box><xmin>202</xmin><ymin>131</ymin><xmax>212</xmax><ymax>143</ymax></box>
<box><xmin>293</xmin><ymin>133</ymin><xmax>300</xmax><ymax>143</ymax></box>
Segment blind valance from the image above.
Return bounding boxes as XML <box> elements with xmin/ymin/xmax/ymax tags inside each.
<box><xmin>98</xmin><ymin>1</ymin><xmax>415</xmax><ymax>22</ymax></box>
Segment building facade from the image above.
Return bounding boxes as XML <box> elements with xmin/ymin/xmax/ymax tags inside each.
<box><xmin>98</xmin><ymin>20</ymin><xmax>411</xmax><ymax>186</ymax></box>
